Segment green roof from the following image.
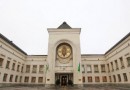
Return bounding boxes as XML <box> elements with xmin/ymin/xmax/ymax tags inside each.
<box><xmin>57</xmin><ymin>22</ymin><xmax>71</xmax><ymax>29</ymax></box>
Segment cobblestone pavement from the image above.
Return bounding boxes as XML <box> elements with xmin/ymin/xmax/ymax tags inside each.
<box><xmin>0</xmin><ymin>86</ymin><xmax>130</xmax><ymax>90</ymax></box>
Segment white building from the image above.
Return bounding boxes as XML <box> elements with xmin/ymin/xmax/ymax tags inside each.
<box><xmin>0</xmin><ymin>22</ymin><xmax>130</xmax><ymax>87</ymax></box>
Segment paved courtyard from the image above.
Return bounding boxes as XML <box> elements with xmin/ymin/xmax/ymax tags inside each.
<box><xmin>0</xmin><ymin>86</ymin><xmax>130</xmax><ymax>90</ymax></box>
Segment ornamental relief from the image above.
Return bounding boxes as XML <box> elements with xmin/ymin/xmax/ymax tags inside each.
<box><xmin>56</xmin><ymin>43</ymin><xmax>73</xmax><ymax>64</ymax></box>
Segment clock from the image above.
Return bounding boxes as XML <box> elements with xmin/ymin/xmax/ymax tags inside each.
<box><xmin>57</xmin><ymin>44</ymin><xmax>72</xmax><ymax>59</ymax></box>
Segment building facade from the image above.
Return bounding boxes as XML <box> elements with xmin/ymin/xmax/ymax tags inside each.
<box><xmin>0</xmin><ymin>22</ymin><xmax>130</xmax><ymax>87</ymax></box>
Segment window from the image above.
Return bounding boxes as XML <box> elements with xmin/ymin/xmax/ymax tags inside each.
<box><xmin>123</xmin><ymin>73</ymin><xmax>128</xmax><ymax>82</ymax></box>
<box><xmin>38</xmin><ymin>77</ymin><xmax>43</xmax><ymax>83</ymax></box>
<box><xmin>82</xmin><ymin>76</ymin><xmax>85</xmax><ymax>83</ymax></box>
<box><xmin>3</xmin><ymin>73</ymin><xmax>8</xmax><ymax>82</ymax></box>
<box><xmin>17</xmin><ymin>65</ymin><xmax>20</xmax><ymax>72</ymax></box>
<box><xmin>31</xmin><ymin>77</ymin><xmax>36</xmax><ymax>83</ymax></box>
<box><xmin>127</xmin><ymin>57</ymin><xmax>130</xmax><ymax>67</ymax></box>
<box><xmin>19</xmin><ymin>76</ymin><xmax>22</xmax><ymax>82</ymax></box>
<box><xmin>95</xmin><ymin>76</ymin><xmax>100</xmax><ymax>82</ymax></box>
<box><xmin>88</xmin><ymin>76</ymin><xmax>92</xmax><ymax>82</ymax></box>
<box><xmin>109</xmin><ymin>76</ymin><xmax>112</xmax><ymax>82</ymax></box>
<box><xmin>24</xmin><ymin>76</ymin><xmax>29</xmax><ymax>82</ymax></box>
<box><xmin>115</xmin><ymin>60</ymin><xmax>119</xmax><ymax>70</ymax></box>
<box><xmin>15</xmin><ymin>75</ymin><xmax>18</xmax><ymax>82</ymax></box>
<box><xmin>26</xmin><ymin>65</ymin><xmax>30</xmax><ymax>73</ymax></box>
<box><xmin>119</xmin><ymin>57</ymin><xmax>125</xmax><ymax>69</ymax></box>
<box><xmin>117</xmin><ymin>74</ymin><xmax>121</xmax><ymax>82</ymax></box>
<box><xmin>6</xmin><ymin>61</ymin><xmax>10</xmax><ymax>69</ymax></box>
<box><xmin>102</xmin><ymin>76</ymin><xmax>107</xmax><ymax>82</ymax></box>
<box><xmin>0</xmin><ymin>58</ymin><xmax>3</xmax><ymax>67</ymax></box>
<box><xmin>113</xmin><ymin>75</ymin><xmax>116</xmax><ymax>82</ymax></box>
<box><xmin>12</xmin><ymin>63</ymin><xmax>15</xmax><ymax>70</ymax></box>
<box><xmin>82</xmin><ymin>65</ymin><xmax>85</xmax><ymax>73</ymax></box>
<box><xmin>9</xmin><ymin>75</ymin><xmax>13</xmax><ymax>82</ymax></box>
<box><xmin>39</xmin><ymin>65</ymin><xmax>44</xmax><ymax>73</ymax></box>
<box><xmin>101</xmin><ymin>64</ymin><xmax>106</xmax><ymax>72</ymax></box>
<box><xmin>110</xmin><ymin>62</ymin><xmax>114</xmax><ymax>71</ymax></box>
<box><xmin>86</xmin><ymin>65</ymin><xmax>92</xmax><ymax>73</ymax></box>
<box><xmin>32</xmin><ymin>65</ymin><xmax>37</xmax><ymax>73</ymax></box>
<box><xmin>94</xmin><ymin>65</ymin><xmax>99</xmax><ymax>73</ymax></box>
<box><xmin>21</xmin><ymin>65</ymin><xmax>23</xmax><ymax>73</ymax></box>
<box><xmin>107</xmin><ymin>64</ymin><xmax>110</xmax><ymax>72</ymax></box>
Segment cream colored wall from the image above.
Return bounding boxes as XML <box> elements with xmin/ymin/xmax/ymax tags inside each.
<box><xmin>0</xmin><ymin>39</ymin><xmax>26</xmax><ymax>84</ymax></box>
<box><xmin>105</xmin><ymin>37</ymin><xmax>130</xmax><ymax>84</ymax></box>
<box><xmin>81</xmin><ymin>55</ymin><xmax>108</xmax><ymax>84</ymax></box>
<box><xmin>46</xmin><ymin>28</ymin><xmax>82</xmax><ymax>85</ymax></box>
<box><xmin>22</xmin><ymin>55</ymin><xmax>47</xmax><ymax>84</ymax></box>
<box><xmin>80</xmin><ymin>36</ymin><xmax>130</xmax><ymax>84</ymax></box>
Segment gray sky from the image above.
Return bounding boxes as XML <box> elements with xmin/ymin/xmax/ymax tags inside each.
<box><xmin>0</xmin><ymin>0</ymin><xmax>130</xmax><ymax>55</ymax></box>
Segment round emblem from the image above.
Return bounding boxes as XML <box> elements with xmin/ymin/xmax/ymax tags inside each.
<box><xmin>57</xmin><ymin>44</ymin><xmax>72</xmax><ymax>59</ymax></box>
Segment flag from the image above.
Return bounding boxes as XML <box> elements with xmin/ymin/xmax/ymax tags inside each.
<box><xmin>46</xmin><ymin>64</ymin><xmax>49</xmax><ymax>73</ymax></box>
<box><xmin>78</xmin><ymin>62</ymin><xmax>80</xmax><ymax>72</ymax></box>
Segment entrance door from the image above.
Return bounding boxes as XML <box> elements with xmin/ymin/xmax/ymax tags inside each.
<box><xmin>55</xmin><ymin>73</ymin><xmax>73</xmax><ymax>86</ymax></box>
<box><xmin>61</xmin><ymin>75</ymin><xmax>67</xmax><ymax>86</ymax></box>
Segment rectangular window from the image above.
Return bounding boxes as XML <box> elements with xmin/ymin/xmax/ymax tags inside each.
<box><xmin>107</xmin><ymin>64</ymin><xmax>110</xmax><ymax>72</ymax></box>
<box><xmin>38</xmin><ymin>77</ymin><xmax>43</xmax><ymax>83</ymax></box>
<box><xmin>24</xmin><ymin>76</ymin><xmax>29</xmax><ymax>82</ymax></box>
<box><xmin>123</xmin><ymin>73</ymin><xmax>128</xmax><ymax>82</ymax></box>
<box><xmin>117</xmin><ymin>74</ymin><xmax>121</xmax><ymax>82</ymax></box>
<box><xmin>101</xmin><ymin>64</ymin><xmax>106</xmax><ymax>72</ymax></box>
<box><xmin>82</xmin><ymin>76</ymin><xmax>85</xmax><ymax>83</ymax></box>
<box><xmin>115</xmin><ymin>60</ymin><xmax>119</xmax><ymax>70</ymax></box>
<box><xmin>88</xmin><ymin>76</ymin><xmax>92</xmax><ymax>82</ymax></box>
<box><xmin>95</xmin><ymin>76</ymin><xmax>100</xmax><ymax>82</ymax></box>
<box><xmin>9</xmin><ymin>75</ymin><xmax>13</xmax><ymax>82</ymax></box>
<box><xmin>39</xmin><ymin>65</ymin><xmax>44</xmax><ymax>73</ymax></box>
<box><xmin>82</xmin><ymin>65</ymin><xmax>85</xmax><ymax>73</ymax></box>
<box><xmin>127</xmin><ymin>57</ymin><xmax>130</xmax><ymax>67</ymax></box>
<box><xmin>111</xmin><ymin>62</ymin><xmax>114</xmax><ymax>71</ymax></box>
<box><xmin>12</xmin><ymin>63</ymin><xmax>15</xmax><ymax>70</ymax></box>
<box><xmin>6</xmin><ymin>61</ymin><xmax>10</xmax><ymax>69</ymax></box>
<box><xmin>26</xmin><ymin>65</ymin><xmax>30</xmax><ymax>73</ymax></box>
<box><xmin>15</xmin><ymin>75</ymin><xmax>18</xmax><ymax>82</ymax></box>
<box><xmin>87</xmin><ymin>65</ymin><xmax>92</xmax><ymax>73</ymax></box>
<box><xmin>19</xmin><ymin>76</ymin><xmax>22</xmax><ymax>82</ymax></box>
<box><xmin>31</xmin><ymin>77</ymin><xmax>36</xmax><ymax>83</ymax></box>
<box><xmin>3</xmin><ymin>73</ymin><xmax>8</xmax><ymax>82</ymax></box>
<box><xmin>0</xmin><ymin>58</ymin><xmax>4</xmax><ymax>67</ymax></box>
<box><xmin>102</xmin><ymin>76</ymin><xmax>107</xmax><ymax>82</ymax></box>
<box><xmin>113</xmin><ymin>75</ymin><xmax>116</xmax><ymax>82</ymax></box>
<box><xmin>94</xmin><ymin>65</ymin><xmax>99</xmax><ymax>73</ymax></box>
<box><xmin>32</xmin><ymin>65</ymin><xmax>37</xmax><ymax>73</ymax></box>
<box><xmin>109</xmin><ymin>76</ymin><xmax>112</xmax><ymax>82</ymax></box>
<box><xmin>17</xmin><ymin>65</ymin><xmax>20</xmax><ymax>72</ymax></box>
<box><xmin>21</xmin><ymin>65</ymin><xmax>23</xmax><ymax>73</ymax></box>
<box><xmin>119</xmin><ymin>57</ymin><xmax>125</xmax><ymax>69</ymax></box>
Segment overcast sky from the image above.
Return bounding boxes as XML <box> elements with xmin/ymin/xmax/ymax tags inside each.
<box><xmin>0</xmin><ymin>0</ymin><xmax>130</xmax><ymax>55</ymax></box>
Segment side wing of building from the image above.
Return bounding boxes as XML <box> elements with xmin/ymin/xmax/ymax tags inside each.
<box><xmin>0</xmin><ymin>34</ymin><xmax>47</xmax><ymax>85</ymax></box>
<box><xmin>81</xmin><ymin>33</ymin><xmax>130</xmax><ymax>85</ymax></box>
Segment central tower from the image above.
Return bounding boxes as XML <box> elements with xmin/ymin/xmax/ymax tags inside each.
<box><xmin>45</xmin><ymin>22</ymin><xmax>82</xmax><ymax>87</ymax></box>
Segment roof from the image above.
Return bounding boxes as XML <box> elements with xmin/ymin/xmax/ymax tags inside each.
<box><xmin>0</xmin><ymin>33</ymin><xmax>27</xmax><ymax>55</ymax></box>
<box><xmin>57</xmin><ymin>22</ymin><xmax>72</xmax><ymax>29</ymax></box>
<box><xmin>81</xmin><ymin>54</ymin><xmax>104</xmax><ymax>56</ymax></box>
<box><xmin>105</xmin><ymin>32</ymin><xmax>130</xmax><ymax>54</ymax></box>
